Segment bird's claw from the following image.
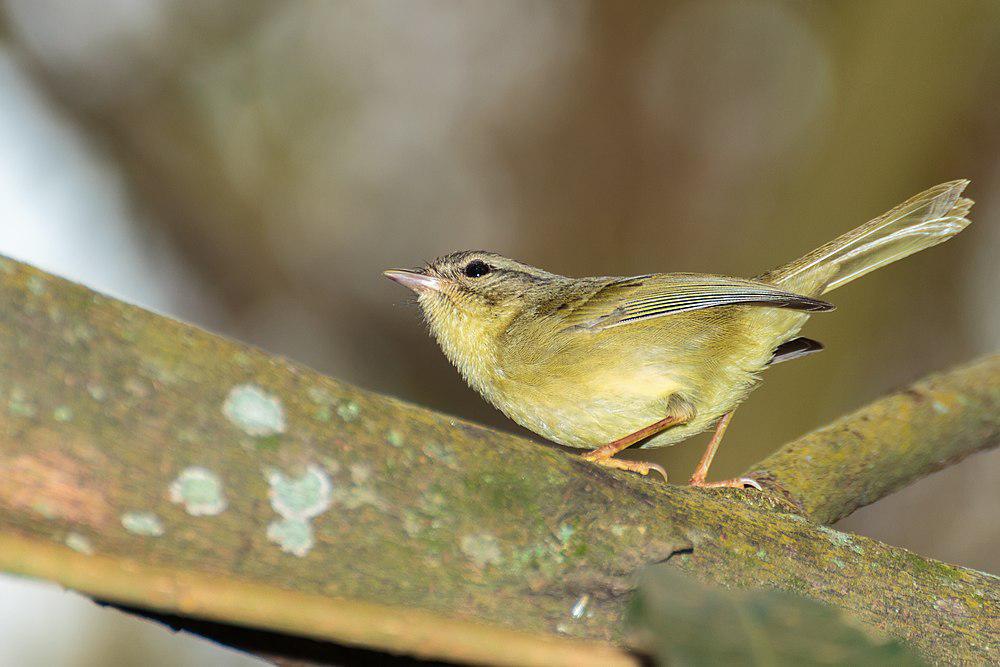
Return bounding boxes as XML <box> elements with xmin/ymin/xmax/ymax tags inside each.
<box><xmin>689</xmin><ymin>476</ymin><xmax>762</xmax><ymax>490</ymax></box>
<box><xmin>582</xmin><ymin>455</ymin><xmax>669</xmax><ymax>483</ymax></box>
<box><xmin>642</xmin><ymin>462</ymin><xmax>669</xmax><ymax>482</ymax></box>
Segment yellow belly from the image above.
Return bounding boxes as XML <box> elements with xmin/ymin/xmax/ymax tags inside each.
<box><xmin>483</xmin><ymin>308</ymin><xmax>806</xmax><ymax>449</ymax></box>
<box><xmin>496</xmin><ymin>367</ymin><xmax>688</xmax><ymax>448</ymax></box>
<box><xmin>492</xmin><ymin>364</ymin><xmax>756</xmax><ymax>449</ymax></box>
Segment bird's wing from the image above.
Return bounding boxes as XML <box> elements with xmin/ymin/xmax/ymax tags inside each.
<box><xmin>561</xmin><ymin>273</ymin><xmax>834</xmax><ymax>331</ymax></box>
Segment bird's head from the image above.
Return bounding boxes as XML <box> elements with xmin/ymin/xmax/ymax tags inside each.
<box><xmin>384</xmin><ymin>251</ymin><xmax>565</xmax><ymax>384</ymax></box>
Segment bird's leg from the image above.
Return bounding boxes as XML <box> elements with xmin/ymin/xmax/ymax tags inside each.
<box><xmin>688</xmin><ymin>411</ymin><xmax>761</xmax><ymax>490</ymax></box>
<box><xmin>581</xmin><ymin>414</ymin><xmax>684</xmax><ymax>482</ymax></box>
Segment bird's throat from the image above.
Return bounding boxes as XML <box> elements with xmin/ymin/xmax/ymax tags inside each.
<box><xmin>422</xmin><ymin>301</ymin><xmax>505</xmax><ymax>400</ymax></box>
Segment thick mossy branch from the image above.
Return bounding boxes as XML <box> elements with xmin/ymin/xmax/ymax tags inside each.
<box><xmin>0</xmin><ymin>256</ymin><xmax>996</xmax><ymax>665</ymax></box>
<box><xmin>0</xmin><ymin>533</ymin><xmax>634</xmax><ymax>667</ymax></box>
<box><xmin>747</xmin><ymin>354</ymin><xmax>1000</xmax><ymax>524</ymax></box>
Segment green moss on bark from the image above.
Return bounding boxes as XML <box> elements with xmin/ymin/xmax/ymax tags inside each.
<box><xmin>0</xmin><ymin>257</ymin><xmax>995</xmax><ymax>664</ymax></box>
<box><xmin>748</xmin><ymin>354</ymin><xmax>1000</xmax><ymax>524</ymax></box>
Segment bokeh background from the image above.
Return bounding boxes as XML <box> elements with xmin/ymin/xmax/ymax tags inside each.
<box><xmin>0</xmin><ymin>1</ymin><xmax>998</xmax><ymax>665</ymax></box>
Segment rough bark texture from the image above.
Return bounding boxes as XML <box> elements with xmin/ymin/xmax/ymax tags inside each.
<box><xmin>747</xmin><ymin>354</ymin><xmax>1000</xmax><ymax>524</ymax></box>
<box><xmin>0</xmin><ymin>256</ymin><xmax>996</xmax><ymax>665</ymax></box>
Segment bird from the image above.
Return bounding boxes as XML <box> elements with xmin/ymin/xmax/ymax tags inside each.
<box><xmin>384</xmin><ymin>181</ymin><xmax>973</xmax><ymax>488</ymax></box>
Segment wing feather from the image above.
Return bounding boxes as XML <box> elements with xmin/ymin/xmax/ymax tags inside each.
<box><xmin>563</xmin><ymin>274</ymin><xmax>833</xmax><ymax>331</ymax></box>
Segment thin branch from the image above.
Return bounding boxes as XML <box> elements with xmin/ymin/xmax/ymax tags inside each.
<box><xmin>746</xmin><ymin>354</ymin><xmax>1000</xmax><ymax>524</ymax></box>
<box><xmin>0</xmin><ymin>256</ymin><xmax>996</xmax><ymax>664</ymax></box>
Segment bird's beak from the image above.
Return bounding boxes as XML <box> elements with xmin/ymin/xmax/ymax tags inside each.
<box><xmin>383</xmin><ymin>269</ymin><xmax>445</xmax><ymax>293</ymax></box>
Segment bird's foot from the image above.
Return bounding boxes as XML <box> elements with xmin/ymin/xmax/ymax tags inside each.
<box><xmin>688</xmin><ymin>476</ymin><xmax>762</xmax><ymax>490</ymax></box>
<box><xmin>581</xmin><ymin>452</ymin><xmax>668</xmax><ymax>482</ymax></box>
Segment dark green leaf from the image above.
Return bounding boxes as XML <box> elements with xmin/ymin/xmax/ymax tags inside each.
<box><xmin>627</xmin><ymin>566</ymin><xmax>923</xmax><ymax>666</ymax></box>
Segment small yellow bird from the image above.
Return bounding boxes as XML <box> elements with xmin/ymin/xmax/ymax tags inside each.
<box><xmin>385</xmin><ymin>181</ymin><xmax>973</xmax><ymax>488</ymax></box>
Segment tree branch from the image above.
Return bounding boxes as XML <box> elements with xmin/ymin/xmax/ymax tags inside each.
<box><xmin>0</xmin><ymin>533</ymin><xmax>634</xmax><ymax>667</ymax></box>
<box><xmin>0</xmin><ymin>256</ymin><xmax>996</xmax><ymax>664</ymax></box>
<box><xmin>746</xmin><ymin>354</ymin><xmax>1000</xmax><ymax>524</ymax></box>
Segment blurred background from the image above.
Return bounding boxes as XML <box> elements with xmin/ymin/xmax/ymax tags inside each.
<box><xmin>0</xmin><ymin>1</ymin><xmax>997</xmax><ymax>664</ymax></box>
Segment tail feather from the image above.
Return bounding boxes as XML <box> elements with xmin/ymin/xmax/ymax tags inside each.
<box><xmin>762</xmin><ymin>180</ymin><xmax>973</xmax><ymax>295</ymax></box>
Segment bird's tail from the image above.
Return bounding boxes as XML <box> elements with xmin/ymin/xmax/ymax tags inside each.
<box><xmin>760</xmin><ymin>180</ymin><xmax>973</xmax><ymax>296</ymax></box>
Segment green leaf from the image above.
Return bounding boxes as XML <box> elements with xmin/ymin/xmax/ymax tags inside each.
<box><xmin>627</xmin><ymin>566</ymin><xmax>923</xmax><ymax>666</ymax></box>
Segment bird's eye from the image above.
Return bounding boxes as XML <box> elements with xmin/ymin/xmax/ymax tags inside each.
<box><xmin>463</xmin><ymin>260</ymin><xmax>491</xmax><ymax>278</ymax></box>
